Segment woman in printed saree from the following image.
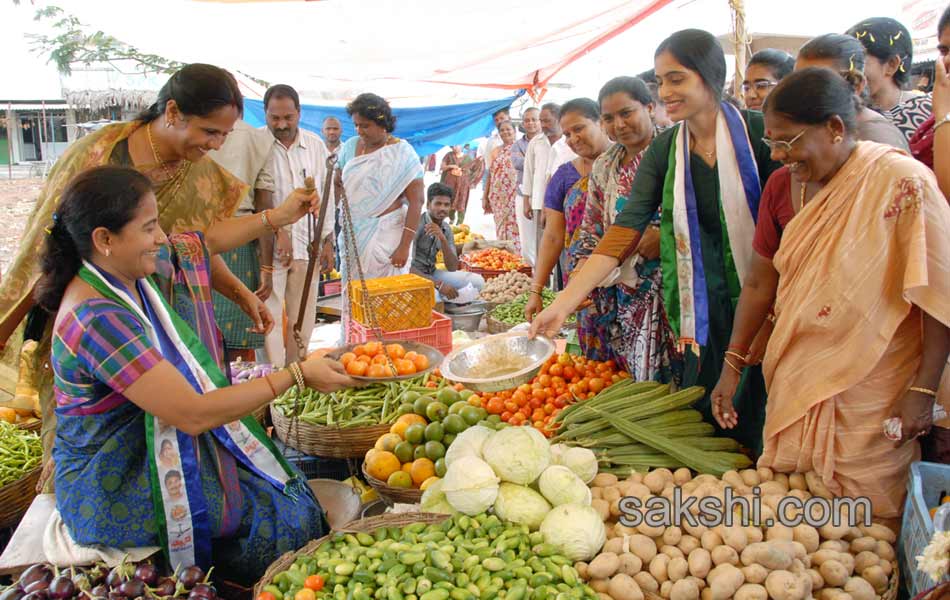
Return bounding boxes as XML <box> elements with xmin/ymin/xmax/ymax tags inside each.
<box><xmin>41</xmin><ymin>166</ymin><xmax>357</xmax><ymax>582</ymax></box>
<box><xmin>440</xmin><ymin>145</ymin><xmax>484</xmax><ymax>225</ymax></box>
<box><xmin>530</xmin><ymin>29</ymin><xmax>780</xmax><ymax>455</ymax></box>
<box><xmin>0</xmin><ymin>64</ymin><xmax>270</xmax><ymax>484</ymax></box>
<box><xmin>710</xmin><ymin>69</ymin><xmax>950</xmax><ymax>521</ymax></box>
<box><xmin>524</xmin><ymin>99</ymin><xmax>611</xmax><ymax>360</ymax></box>
<box><xmin>483</xmin><ymin>121</ymin><xmax>521</xmax><ymax>252</ymax></box>
<box><xmin>567</xmin><ymin>77</ymin><xmax>675</xmax><ymax>382</ymax></box>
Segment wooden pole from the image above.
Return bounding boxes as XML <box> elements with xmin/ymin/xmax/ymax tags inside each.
<box><xmin>39</xmin><ymin>100</ymin><xmax>48</xmax><ymax>163</ymax></box>
<box><xmin>6</xmin><ymin>103</ymin><xmax>12</xmax><ymax>180</ymax></box>
<box><xmin>730</xmin><ymin>0</ymin><xmax>750</xmax><ymax>99</ymax></box>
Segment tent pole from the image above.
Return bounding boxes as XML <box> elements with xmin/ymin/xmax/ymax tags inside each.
<box><xmin>6</xmin><ymin>103</ymin><xmax>12</xmax><ymax>180</ymax></box>
<box><xmin>730</xmin><ymin>0</ymin><xmax>750</xmax><ymax>99</ymax></box>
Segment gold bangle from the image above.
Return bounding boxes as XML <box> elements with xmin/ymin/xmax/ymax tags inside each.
<box><xmin>909</xmin><ymin>386</ymin><xmax>938</xmax><ymax>398</ymax></box>
<box><xmin>529</xmin><ymin>289</ymin><xmax>543</xmax><ymax>297</ymax></box>
<box><xmin>724</xmin><ymin>350</ymin><xmax>747</xmax><ymax>365</ymax></box>
<box><xmin>724</xmin><ymin>357</ymin><xmax>743</xmax><ymax>375</ymax></box>
<box><xmin>288</xmin><ymin>362</ymin><xmax>306</xmax><ymax>392</ymax></box>
<box><xmin>263</xmin><ymin>373</ymin><xmax>279</xmax><ymax>398</ymax></box>
<box><xmin>262</xmin><ymin>209</ymin><xmax>279</xmax><ymax>233</ymax></box>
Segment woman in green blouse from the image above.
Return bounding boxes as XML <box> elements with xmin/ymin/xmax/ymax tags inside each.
<box><xmin>531</xmin><ymin>29</ymin><xmax>780</xmax><ymax>454</ymax></box>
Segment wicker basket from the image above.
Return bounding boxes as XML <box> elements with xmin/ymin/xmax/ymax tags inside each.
<box><xmin>271</xmin><ymin>404</ymin><xmax>391</xmax><ymax>459</ymax></box>
<box><xmin>0</xmin><ymin>465</ymin><xmax>42</xmax><ymax>528</ymax></box>
<box><xmin>361</xmin><ymin>462</ymin><xmax>424</xmax><ymax>506</ymax></box>
<box><xmin>349</xmin><ymin>274</ymin><xmax>435</xmax><ymax>332</ymax></box>
<box><xmin>254</xmin><ymin>512</ymin><xmax>449</xmax><ymax>597</ymax></box>
<box><xmin>251</xmin><ymin>403</ymin><xmax>270</xmax><ymax>427</ymax></box>
<box><xmin>17</xmin><ymin>419</ymin><xmax>42</xmax><ymax>434</ymax></box>
<box><xmin>486</xmin><ymin>315</ymin><xmax>513</xmax><ymax>334</ymax></box>
<box><xmin>883</xmin><ymin>562</ymin><xmax>899</xmax><ymax>600</ymax></box>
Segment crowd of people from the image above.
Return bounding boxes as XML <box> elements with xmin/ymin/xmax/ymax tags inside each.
<box><xmin>0</xmin><ymin>6</ymin><xmax>948</xmax><ymax>582</ymax></box>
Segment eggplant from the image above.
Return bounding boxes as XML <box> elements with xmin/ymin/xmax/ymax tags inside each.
<box><xmin>132</xmin><ymin>564</ymin><xmax>158</xmax><ymax>588</ymax></box>
<box><xmin>188</xmin><ymin>585</ymin><xmax>215</xmax><ymax>599</ymax></box>
<box><xmin>47</xmin><ymin>577</ymin><xmax>76</xmax><ymax>600</ymax></box>
<box><xmin>23</xmin><ymin>581</ymin><xmax>50</xmax><ymax>596</ymax></box>
<box><xmin>107</xmin><ymin>592</ymin><xmax>125</xmax><ymax>600</ymax></box>
<box><xmin>86</xmin><ymin>566</ymin><xmax>108</xmax><ymax>588</ymax></box>
<box><xmin>177</xmin><ymin>568</ymin><xmax>204</xmax><ymax>591</ymax></box>
<box><xmin>90</xmin><ymin>586</ymin><xmax>109</xmax><ymax>599</ymax></box>
<box><xmin>22</xmin><ymin>591</ymin><xmax>49</xmax><ymax>600</ymax></box>
<box><xmin>0</xmin><ymin>588</ymin><xmax>25</xmax><ymax>600</ymax></box>
<box><xmin>20</xmin><ymin>565</ymin><xmax>53</xmax><ymax>588</ymax></box>
<box><xmin>152</xmin><ymin>579</ymin><xmax>177</xmax><ymax>598</ymax></box>
<box><xmin>187</xmin><ymin>593</ymin><xmax>212</xmax><ymax>600</ymax></box>
<box><xmin>116</xmin><ymin>581</ymin><xmax>145</xmax><ymax>599</ymax></box>
<box><xmin>105</xmin><ymin>568</ymin><xmax>126</xmax><ymax>590</ymax></box>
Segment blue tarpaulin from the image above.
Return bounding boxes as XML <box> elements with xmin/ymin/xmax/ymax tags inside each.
<box><xmin>243</xmin><ymin>92</ymin><xmax>522</xmax><ymax>156</ymax></box>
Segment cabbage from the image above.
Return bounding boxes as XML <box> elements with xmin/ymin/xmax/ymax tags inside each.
<box><xmin>549</xmin><ymin>443</ymin><xmax>569</xmax><ymax>465</ymax></box>
<box><xmin>538</xmin><ymin>465</ymin><xmax>592</xmax><ymax>506</ymax></box>
<box><xmin>420</xmin><ymin>480</ymin><xmax>456</xmax><ymax>515</ymax></box>
<box><xmin>444</xmin><ymin>426</ymin><xmax>495</xmax><ymax>468</ymax></box>
<box><xmin>441</xmin><ymin>455</ymin><xmax>499</xmax><ymax>515</ymax></box>
<box><xmin>540</xmin><ymin>503</ymin><xmax>606</xmax><ymax>562</ymax></box>
<box><xmin>560</xmin><ymin>447</ymin><xmax>598</xmax><ymax>484</ymax></box>
<box><xmin>482</xmin><ymin>426</ymin><xmax>550</xmax><ymax>485</ymax></box>
<box><xmin>493</xmin><ymin>483</ymin><xmax>551</xmax><ymax>530</ymax></box>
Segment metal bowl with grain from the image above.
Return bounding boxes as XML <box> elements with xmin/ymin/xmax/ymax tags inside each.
<box><xmin>439</xmin><ymin>332</ymin><xmax>555</xmax><ymax>393</ymax></box>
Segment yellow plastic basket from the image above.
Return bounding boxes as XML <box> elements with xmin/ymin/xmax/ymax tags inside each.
<box><xmin>348</xmin><ymin>274</ymin><xmax>435</xmax><ymax>332</ymax></box>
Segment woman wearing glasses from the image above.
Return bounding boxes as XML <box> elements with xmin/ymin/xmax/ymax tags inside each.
<box><xmin>741</xmin><ymin>49</ymin><xmax>795</xmax><ymax>111</ymax></box>
<box><xmin>529</xmin><ymin>29</ymin><xmax>780</xmax><ymax>455</ymax></box>
<box><xmin>710</xmin><ymin>68</ymin><xmax>950</xmax><ymax>521</ymax></box>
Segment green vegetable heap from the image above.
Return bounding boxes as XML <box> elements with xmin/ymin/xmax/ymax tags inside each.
<box><xmin>490</xmin><ymin>291</ymin><xmax>576</xmax><ymax>326</ymax></box>
<box><xmin>262</xmin><ymin>512</ymin><xmax>600</xmax><ymax>600</ymax></box>
<box><xmin>0</xmin><ymin>421</ymin><xmax>41</xmax><ymax>486</ymax></box>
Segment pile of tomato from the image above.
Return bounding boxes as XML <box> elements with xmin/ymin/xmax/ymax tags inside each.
<box><xmin>475</xmin><ymin>353</ymin><xmax>629</xmax><ymax>436</ymax></box>
<box><xmin>463</xmin><ymin>248</ymin><xmax>527</xmax><ymax>271</ymax></box>
<box><xmin>340</xmin><ymin>341</ymin><xmax>430</xmax><ymax>377</ymax></box>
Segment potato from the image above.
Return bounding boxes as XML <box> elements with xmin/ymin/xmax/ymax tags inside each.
<box><xmin>788</xmin><ymin>489</ymin><xmax>811</xmax><ymax>502</ymax></box>
<box><xmin>662</xmin><ymin>545</ymin><xmax>686</xmax><ymax>559</ymax></box>
<box><xmin>575</xmin><ymin>561</ymin><xmax>590</xmax><ymax>579</ymax></box>
<box><xmin>741</xmin><ymin>564</ymin><xmax>769</xmax><ymax>585</ymax></box>
<box><xmin>817</xmin><ymin>589</ymin><xmax>853</xmax><ymax>600</ymax></box>
<box><xmin>609</xmin><ymin>573</ymin><xmax>645</xmax><ymax>600</ymax></box>
<box><xmin>860</xmin><ymin>565</ymin><xmax>887</xmax><ymax>594</ymax></box>
<box><xmin>590</xmin><ymin>578</ymin><xmax>610</xmax><ymax>593</ymax></box>
<box><xmin>740</xmin><ymin>469</ymin><xmax>762</xmax><ymax>487</ymax></box>
<box><xmin>661</xmin><ymin>580</ymin><xmax>674</xmax><ymax>599</ymax></box>
<box><xmin>628</xmin><ymin>472</ymin><xmax>644</xmax><ymax>484</ymax></box>
<box><xmin>712</xmin><ymin>545</ymin><xmax>740</xmax><ymax>566</ymax></box>
<box><xmin>604</xmin><ymin>537</ymin><xmax>625</xmax><ymax>555</ymax></box>
<box><xmin>628</xmin><ymin>483</ymin><xmax>653</xmax><ymax>500</ymax></box>
<box><xmin>820</xmin><ymin>561</ymin><xmax>849</xmax><ymax>587</ymax></box>
<box><xmin>616</xmin><ymin>523</ymin><xmax>638</xmax><ymax>538</ymax></box>
<box><xmin>603</xmin><ymin>486</ymin><xmax>623</xmax><ymax>504</ymax></box>
<box><xmin>836</xmin><ymin>553</ymin><xmax>855</xmax><ymax>576</ymax></box>
<box><xmin>735</xmin><ymin>583</ymin><xmax>768</xmax><ymax>600</ymax></box>
<box><xmin>818</xmin><ymin>522</ymin><xmax>850</xmax><ymax>541</ymax></box>
<box><xmin>788</xmin><ymin>473</ymin><xmax>807</xmax><ymax>491</ymax></box>
<box><xmin>849</xmin><ymin>537</ymin><xmax>876</xmax><ymax>554</ymax></box>
<box><xmin>701</xmin><ymin>530</ymin><xmax>723</xmax><ymax>551</ymax></box>
<box><xmin>674</xmin><ymin>468</ymin><xmax>693</xmax><ymax>486</ymax></box>
<box><xmin>589</xmin><ymin>552</ymin><xmax>622</xmax><ymax>579</ymax></box>
<box><xmin>639</xmin><ymin>520</ymin><xmax>666</xmax><ymax>539</ymax></box>
<box><xmin>688</xmin><ymin>548</ymin><xmax>713</xmax><ymax>579</ymax></box>
<box><xmin>644</xmin><ymin>470</ymin><xmax>670</xmax><ymax>494</ymax></box>
<box><xmin>740</xmin><ymin>542</ymin><xmax>793</xmax><ymax>570</ymax></box>
<box><xmin>757</xmin><ymin>467</ymin><xmax>775</xmax><ymax>482</ymax></box>
<box><xmin>844</xmin><ymin>577</ymin><xmax>875</xmax><ymax>600</ymax></box>
<box><xmin>681</xmin><ymin>519</ymin><xmax>708</xmax><ymax>538</ymax></box>
<box><xmin>663</xmin><ymin>526</ymin><xmax>683</xmax><ymax>546</ymax></box>
<box><xmin>765</xmin><ymin>524</ymin><xmax>794</xmax><ymax>542</ymax></box>
<box><xmin>678</xmin><ymin>535</ymin><xmax>701</xmax><ymax>556</ymax></box>
<box><xmin>720</xmin><ymin>526</ymin><xmax>749</xmax><ymax>552</ymax></box>
<box><xmin>807</xmin><ymin>568</ymin><xmax>825</xmax><ymax>590</ymax></box>
<box><xmin>671</xmin><ymin>578</ymin><xmax>701</xmax><ymax>600</ymax></box>
<box><xmin>746</xmin><ymin>526</ymin><xmax>764</xmax><ymax>543</ymax></box>
<box><xmin>762</xmin><ymin>495</ymin><xmax>783</xmax><ymax>512</ymax></box>
<box><xmin>682</xmin><ymin>481</ymin><xmax>700</xmax><ymax>495</ymax></box>
<box><xmin>791</xmin><ymin>524</ymin><xmax>820</xmax><ymax>553</ymax></box>
<box><xmin>617</xmin><ymin>480</ymin><xmax>639</xmax><ymax>497</ymax></box>
<box><xmin>701</xmin><ymin>587</ymin><xmax>713</xmax><ymax>600</ymax></box>
<box><xmin>668</xmin><ymin>556</ymin><xmax>689</xmax><ymax>582</ymax></box>
<box><xmin>790</xmin><ymin>558</ymin><xmax>806</xmax><ymax>575</ymax></box>
<box><xmin>686</xmin><ymin>576</ymin><xmax>706</xmax><ymax>590</ymax></box>
<box><xmin>629</xmin><ymin>534</ymin><xmax>659</xmax><ymax>563</ymax></box>
<box><xmin>592</xmin><ymin>498</ymin><xmax>611</xmax><ymax>521</ymax></box>
<box><xmin>876</xmin><ymin>540</ymin><xmax>895</xmax><ymax>562</ymax></box>
<box><xmin>878</xmin><ymin>560</ymin><xmax>892</xmax><ymax>576</ymax></box>
<box><xmin>819</xmin><ymin>541</ymin><xmax>849</xmax><ymax>553</ymax></box>
<box><xmin>811</xmin><ymin>550</ymin><xmax>843</xmax><ymax>566</ymax></box>
<box><xmin>722</xmin><ymin>470</ymin><xmax>745</xmax><ymax>489</ymax></box>
<box><xmin>757</xmin><ymin>481</ymin><xmax>788</xmax><ymax>497</ymax></box>
<box><xmin>596</xmin><ymin>594</ymin><xmax>613</xmax><ymax>600</ymax></box>
<box><xmin>651</xmin><ymin>554</ymin><xmax>671</xmax><ymax>583</ymax></box>
<box><xmin>634</xmin><ymin>571</ymin><xmax>660</xmax><ymax>594</ymax></box>
<box><xmin>765</xmin><ymin>570</ymin><xmax>809</xmax><ymax>600</ymax></box>
<box><xmin>594</xmin><ymin>473</ymin><xmax>620</xmax><ymax>487</ymax></box>
<box><xmin>591</xmin><ymin>487</ymin><xmax>604</xmax><ymax>500</ymax></box>
<box><xmin>707</xmin><ymin>564</ymin><xmax>745</xmax><ymax>600</ymax></box>
<box><xmin>805</xmin><ymin>471</ymin><xmax>834</xmax><ymax>500</ymax></box>
<box><xmin>620</xmin><ymin>553</ymin><xmax>644</xmax><ymax>576</ymax></box>
<box><xmin>842</xmin><ymin>527</ymin><xmax>862</xmax><ymax>542</ymax></box>
<box><xmin>662</xmin><ymin>485</ymin><xmax>676</xmax><ymax>500</ymax></box>
<box><xmin>773</xmin><ymin>473</ymin><xmax>790</xmax><ymax>489</ymax></box>
<box><xmin>610</xmin><ymin>501</ymin><xmax>624</xmax><ymax>520</ymax></box>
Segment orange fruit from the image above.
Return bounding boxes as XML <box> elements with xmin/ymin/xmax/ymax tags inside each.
<box><xmin>364</xmin><ymin>341</ymin><xmax>383</xmax><ymax>357</ymax></box>
<box><xmin>386</xmin><ymin>343</ymin><xmax>407</xmax><ymax>360</ymax></box>
<box><xmin>0</xmin><ymin>407</ymin><xmax>15</xmax><ymax>424</ymax></box>
<box><xmin>410</xmin><ymin>458</ymin><xmax>436</xmax><ymax>486</ymax></box>
<box><xmin>402</xmin><ymin>462</ymin><xmax>413</xmax><ymax>474</ymax></box>
<box><xmin>346</xmin><ymin>360</ymin><xmax>368</xmax><ymax>376</ymax></box>
<box><xmin>365</xmin><ymin>451</ymin><xmax>401</xmax><ymax>481</ymax></box>
<box><xmin>353</xmin><ymin>344</ymin><xmax>368</xmax><ymax>357</ymax></box>
<box><xmin>397</xmin><ymin>414</ymin><xmax>427</xmax><ymax>427</ymax></box>
<box><xmin>367</xmin><ymin>364</ymin><xmax>389</xmax><ymax>378</ymax></box>
<box><xmin>356</xmin><ymin>354</ymin><xmax>372</xmax><ymax>364</ymax></box>
<box><xmin>404</xmin><ymin>351</ymin><xmax>419</xmax><ymax>362</ymax></box>
<box><xmin>390</xmin><ymin>420</ymin><xmax>410</xmax><ymax>439</ymax></box>
<box><xmin>395</xmin><ymin>359</ymin><xmax>417</xmax><ymax>376</ymax></box>
<box><xmin>339</xmin><ymin>352</ymin><xmax>357</xmax><ymax>367</ymax></box>
<box><xmin>375</xmin><ymin>433</ymin><xmax>403</xmax><ymax>452</ymax></box>
<box><xmin>412</xmin><ymin>353</ymin><xmax>430</xmax><ymax>371</ymax></box>
<box><xmin>419</xmin><ymin>476</ymin><xmax>440</xmax><ymax>491</ymax></box>
<box><xmin>371</xmin><ymin>354</ymin><xmax>390</xmax><ymax>365</ymax></box>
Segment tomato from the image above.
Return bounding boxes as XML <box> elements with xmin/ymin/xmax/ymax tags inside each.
<box><xmin>295</xmin><ymin>589</ymin><xmax>316</xmax><ymax>600</ymax></box>
<box><xmin>619</xmin><ymin>371</ymin><xmax>631</xmax><ymax>379</ymax></box>
<box><xmin>426</xmin><ymin>381</ymin><xmax>438</xmax><ymax>388</ymax></box>
<box><xmin>589</xmin><ymin>377</ymin><xmax>606</xmax><ymax>394</ymax></box>
<box><xmin>510</xmin><ymin>413</ymin><xmax>525</xmax><ymax>425</ymax></box>
<box><xmin>258</xmin><ymin>593</ymin><xmax>277</xmax><ymax>600</ymax></box>
<box><xmin>563</xmin><ymin>366</ymin><xmax>576</xmax><ymax>379</ymax></box>
<box><xmin>529</xmin><ymin>397</ymin><xmax>543</xmax><ymax>410</ymax></box>
<box><xmin>544</xmin><ymin>404</ymin><xmax>556</xmax><ymax>415</ymax></box>
<box><xmin>501</xmin><ymin>410</ymin><xmax>513</xmax><ymax>421</ymax></box>
<box><xmin>548</xmin><ymin>363</ymin><xmax>563</xmax><ymax>377</ymax></box>
<box><xmin>512</xmin><ymin>390</ymin><xmax>527</xmax><ymax>405</ymax></box>
<box><xmin>533</xmin><ymin>420</ymin><xmax>545</xmax><ymax>429</ymax></box>
<box><xmin>339</xmin><ymin>352</ymin><xmax>357</xmax><ymax>367</ymax></box>
<box><xmin>395</xmin><ymin>359</ymin><xmax>417</xmax><ymax>376</ymax></box>
<box><xmin>486</xmin><ymin>397</ymin><xmax>505</xmax><ymax>414</ymax></box>
<box><xmin>574</xmin><ymin>379</ymin><xmax>589</xmax><ymax>394</ymax></box>
<box><xmin>371</xmin><ymin>353</ymin><xmax>389</xmax><ymax>365</ymax></box>
<box><xmin>364</xmin><ymin>341</ymin><xmax>383</xmax><ymax>356</ymax></box>
<box><xmin>539</xmin><ymin>364</ymin><xmax>550</xmax><ymax>375</ymax></box>
<box><xmin>304</xmin><ymin>575</ymin><xmax>325</xmax><ymax>591</ymax></box>
<box><xmin>553</xmin><ymin>395</ymin><xmax>568</xmax><ymax>409</ymax></box>
<box><xmin>346</xmin><ymin>360</ymin><xmax>369</xmax><ymax>376</ymax></box>
<box><xmin>385</xmin><ymin>343</ymin><xmax>407</xmax><ymax>360</ymax></box>
<box><xmin>529</xmin><ymin>388</ymin><xmax>545</xmax><ymax>401</ymax></box>
<box><xmin>537</xmin><ymin>374</ymin><xmax>552</xmax><ymax>387</ymax></box>
<box><xmin>611</xmin><ymin>374</ymin><xmax>622</xmax><ymax>383</ymax></box>
<box><xmin>504</xmin><ymin>400</ymin><xmax>519</xmax><ymax>413</ymax></box>
<box><xmin>604</xmin><ymin>359</ymin><xmax>617</xmax><ymax>370</ymax></box>
<box><xmin>367</xmin><ymin>363</ymin><xmax>389</xmax><ymax>378</ymax></box>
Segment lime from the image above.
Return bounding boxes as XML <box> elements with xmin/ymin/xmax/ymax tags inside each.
<box><xmin>434</xmin><ymin>457</ymin><xmax>447</xmax><ymax>477</ymax></box>
<box><xmin>460</xmin><ymin>406</ymin><xmax>482</xmax><ymax>427</ymax></box>
<box><xmin>401</xmin><ymin>391</ymin><xmax>421</xmax><ymax>405</ymax></box>
<box><xmin>459</xmin><ymin>389</ymin><xmax>474</xmax><ymax>401</ymax></box>
<box><xmin>413</xmin><ymin>445</ymin><xmax>428</xmax><ymax>460</ymax></box>
<box><xmin>448</xmin><ymin>401</ymin><xmax>467</xmax><ymax>416</ymax></box>
<box><xmin>436</xmin><ymin>388</ymin><xmax>462</xmax><ymax>406</ymax></box>
<box><xmin>442</xmin><ymin>433</ymin><xmax>456</xmax><ymax>447</ymax></box>
<box><xmin>404</xmin><ymin>423</ymin><xmax>426</xmax><ymax>444</ymax></box>
<box><xmin>387</xmin><ymin>470</ymin><xmax>413</xmax><ymax>488</ymax></box>
<box><xmin>424</xmin><ymin>421</ymin><xmax>444</xmax><ymax>442</ymax></box>
<box><xmin>396</xmin><ymin>403</ymin><xmax>415</xmax><ymax>416</ymax></box>
<box><xmin>474</xmin><ymin>407</ymin><xmax>488</xmax><ymax>421</ymax></box>
<box><xmin>443</xmin><ymin>414</ymin><xmax>467</xmax><ymax>434</ymax></box>
<box><xmin>426</xmin><ymin>401</ymin><xmax>448</xmax><ymax>422</ymax></box>
<box><xmin>393</xmin><ymin>441</ymin><xmax>414</xmax><ymax>464</ymax></box>
<box><xmin>413</xmin><ymin>396</ymin><xmax>433</xmax><ymax>416</ymax></box>
<box><xmin>476</xmin><ymin>420</ymin><xmax>493</xmax><ymax>429</ymax></box>
<box><xmin>486</xmin><ymin>414</ymin><xmax>502</xmax><ymax>424</ymax></box>
<box><xmin>425</xmin><ymin>441</ymin><xmax>446</xmax><ymax>461</ymax></box>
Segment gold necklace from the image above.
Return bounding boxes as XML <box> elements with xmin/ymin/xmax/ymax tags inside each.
<box><xmin>145</xmin><ymin>121</ymin><xmax>191</xmax><ymax>201</ymax></box>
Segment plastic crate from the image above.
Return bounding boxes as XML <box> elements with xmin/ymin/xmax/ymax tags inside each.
<box><xmin>460</xmin><ymin>261</ymin><xmax>532</xmax><ymax>280</ymax></box>
<box><xmin>320</xmin><ymin>279</ymin><xmax>341</xmax><ymax>296</ymax></box>
<box><xmin>901</xmin><ymin>461</ymin><xmax>950</xmax><ymax>597</ymax></box>
<box><xmin>348</xmin><ymin>274</ymin><xmax>435</xmax><ymax>332</ymax></box>
<box><xmin>346</xmin><ymin>310</ymin><xmax>452</xmax><ymax>356</ymax></box>
<box><xmin>269</xmin><ymin>436</ymin><xmax>359</xmax><ymax>481</ymax></box>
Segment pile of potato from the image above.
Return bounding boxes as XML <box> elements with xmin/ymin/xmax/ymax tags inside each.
<box><xmin>578</xmin><ymin>468</ymin><xmax>897</xmax><ymax>600</ymax></box>
<box><xmin>479</xmin><ymin>270</ymin><xmax>533</xmax><ymax>304</ymax></box>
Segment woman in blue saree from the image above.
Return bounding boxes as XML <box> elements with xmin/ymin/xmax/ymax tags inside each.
<box><xmin>38</xmin><ymin>166</ymin><xmax>356</xmax><ymax>583</ymax></box>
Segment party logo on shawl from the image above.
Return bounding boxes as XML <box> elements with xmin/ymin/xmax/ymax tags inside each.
<box><xmin>884</xmin><ymin>177</ymin><xmax>923</xmax><ymax>219</ymax></box>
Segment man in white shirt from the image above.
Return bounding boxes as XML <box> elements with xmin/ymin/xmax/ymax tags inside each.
<box><xmin>510</xmin><ymin>107</ymin><xmax>540</xmax><ymax>265</ymax></box>
<box><xmin>521</xmin><ymin>103</ymin><xmax>575</xmax><ymax>264</ymax></box>
<box><xmin>207</xmin><ymin>119</ymin><xmax>276</xmax><ymax>361</ymax></box>
<box><xmin>261</xmin><ymin>84</ymin><xmax>335</xmax><ymax>366</ymax></box>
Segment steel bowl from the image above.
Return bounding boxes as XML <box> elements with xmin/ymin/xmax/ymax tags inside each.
<box><xmin>445</xmin><ymin>303</ymin><xmax>487</xmax><ymax>332</ymax></box>
<box><xmin>439</xmin><ymin>332</ymin><xmax>555</xmax><ymax>392</ymax></box>
<box><xmin>325</xmin><ymin>340</ymin><xmax>444</xmax><ymax>382</ymax></box>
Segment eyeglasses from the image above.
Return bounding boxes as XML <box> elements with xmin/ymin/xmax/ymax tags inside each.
<box><xmin>761</xmin><ymin>129</ymin><xmax>807</xmax><ymax>153</ymax></box>
<box><xmin>740</xmin><ymin>80</ymin><xmax>777</xmax><ymax>94</ymax></box>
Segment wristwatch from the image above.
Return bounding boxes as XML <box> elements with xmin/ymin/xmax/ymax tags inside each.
<box><xmin>935</xmin><ymin>112</ymin><xmax>950</xmax><ymax>132</ymax></box>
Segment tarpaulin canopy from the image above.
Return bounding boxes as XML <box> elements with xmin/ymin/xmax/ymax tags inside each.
<box><xmin>243</xmin><ymin>92</ymin><xmax>521</xmax><ymax>156</ymax></box>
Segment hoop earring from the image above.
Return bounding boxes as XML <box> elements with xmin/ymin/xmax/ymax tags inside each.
<box><xmin>833</xmin><ymin>135</ymin><xmax>843</xmax><ymax>144</ymax></box>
